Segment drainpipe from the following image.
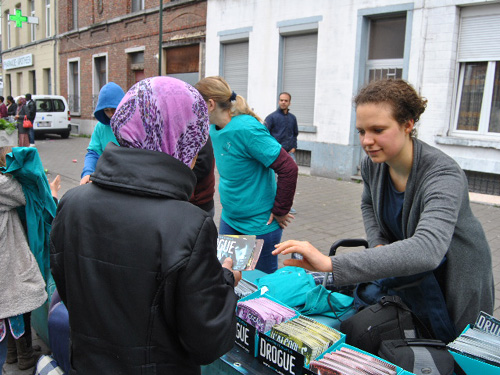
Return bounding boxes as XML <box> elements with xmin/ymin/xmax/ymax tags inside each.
<box><xmin>158</xmin><ymin>0</ymin><xmax>163</xmax><ymax>76</ymax></box>
<box><xmin>53</xmin><ymin>0</ymin><xmax>58</xmax><ymax>94</ymax></box>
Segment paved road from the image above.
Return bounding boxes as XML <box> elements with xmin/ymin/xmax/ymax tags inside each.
<box><xmin>4</xmin><ymin>135</ymin><xmax>499</xmax><ymax>374</ymax></box>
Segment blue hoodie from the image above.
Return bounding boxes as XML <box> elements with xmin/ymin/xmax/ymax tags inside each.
<box><xmin>81</xmin><ymin>83</ymin><xmax>125</xmax><ymax>178</ymax></box>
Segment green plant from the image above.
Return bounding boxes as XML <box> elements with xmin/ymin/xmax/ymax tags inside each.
<box><xmin>0</xmin><ymin>118</ymin><xmax>17</xmax><ymax>134</ymax></box>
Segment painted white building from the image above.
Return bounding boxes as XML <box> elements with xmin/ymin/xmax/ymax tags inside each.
<box><xmin>205</xmin><ymin>0</ymin><xmax>500</xmax><ymax>194</ymax></box>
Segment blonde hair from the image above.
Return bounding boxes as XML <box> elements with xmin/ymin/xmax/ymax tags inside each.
<box><xmin>195</xmin><ymin>76</ymin><xmax>263</xmax><ymax>123</ymax></box>
<box><xmin>0</xmin><ymin>146</ymin><xmax>13</xmax><ymax>167</ymax></box>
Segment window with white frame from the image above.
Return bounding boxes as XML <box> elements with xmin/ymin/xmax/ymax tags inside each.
<box><xmin>131</xmin><ymin>0</ymin><xmax>144</xmax><ymax>12</ymax></box>
<box><xmin>45</xmin><ymin>0</ymin><xmax>51</xmax><ymax>37</ymax></box>
<box><xmin>31</xmin><ymin>0</ymin><xmax>36</xmax><ymax>41</ymax></box>
<box><xmin>5</xmin><ymin>11</ymin><xmax>11</xmax><ymax>49</ymax></box>
<box><xmin>93</xmin><ymin>55</ymin><xmax>107</xmax><ymax>110</ymax></box>
<box><xmin>454</xmin><ymin>5</ymin><xmax>500</xmax><ymax>136</ymax></box>
<box><xmin>366</xmin><ymin>14</ymin><xmax>406</xmax><ymax>82</ymax></box>
<box><xmin>68</xmin><ymin>59</ymin><xmax>80</xmax><ymax>114</ymax></box>
<box><xmin>72</xmin><ymin>0</ymin><xmax>78</xmax><ymax>30</ymax></box>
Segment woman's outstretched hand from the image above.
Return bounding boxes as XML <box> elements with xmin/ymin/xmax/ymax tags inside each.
<box><xmin>50</xmin><ymin>175</ymin><xmax>61</xmax><ymax>199</ymax></box>
<box><xmin>272</xmin><ymin>240</ymin><xmax>333</xmax><ymax>272</ymax></box>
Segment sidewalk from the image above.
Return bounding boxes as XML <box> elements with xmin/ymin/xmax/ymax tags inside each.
<box><xmin>4</xmin><ymin>135</ymin><xmax>498</xmax><ymax>374</ymax></box>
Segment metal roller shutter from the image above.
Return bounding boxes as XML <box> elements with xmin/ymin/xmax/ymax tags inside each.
<box><xmin>458</xmin><ymin>13</ymin><xmax>500</xmax><ymax>62</ymax></box>
<box><xmin>222</xmin><ymin>41</ymin><xmax>249</xmax><ymax>99</ymax></box>
<box><xmin>282</xmin><ymin>33</ymin><xmax>318</xmax><ymax>126</ymax></box>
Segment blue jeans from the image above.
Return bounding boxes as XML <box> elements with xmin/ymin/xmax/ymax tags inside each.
<box><xmin>28</xmin><ymin>127</ymin><xmax>35</xmax><ymax>144</ymax></box>
<box><xmin>219</xmin><ymin>218</ymin><xmax>282</xmax><ymax>274</ymax></box>
<box><xmin>0</xmin><ymin>335</ymin><xmax>7</xmax><ymax>368</ymax></box>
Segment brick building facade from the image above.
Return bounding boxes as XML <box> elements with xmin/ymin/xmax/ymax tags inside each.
<box><xmin>59</xmin><ymin>0</ymin><xmax>206</xmax><ymax>135</ymax></box>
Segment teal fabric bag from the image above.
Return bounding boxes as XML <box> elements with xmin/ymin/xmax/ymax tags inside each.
<box><xmin>298</xmin><ymin>285</ymin><xmax>354</xmax><ymax>318</ymax></box>
<box><xmin>255</xmin><ymin>266</ymin><xmax>316</xmax><ymax>307</ymax></box>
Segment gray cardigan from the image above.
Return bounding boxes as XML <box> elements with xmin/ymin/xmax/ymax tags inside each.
<box><xmin>0</xmin><ymin>174</ymin><xmax>47</xmax><ymax>319</ymax></box>
<box><xmin>331</xmin><ymin>138</ymin><xmax>494</xmax><ymax>333</ymax></box>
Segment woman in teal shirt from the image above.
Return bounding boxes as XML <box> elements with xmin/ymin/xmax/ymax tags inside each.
<box><xmin>195</xmin><ymin>77</ymin><xmax>298</xmax><ymax>273</ymax></box>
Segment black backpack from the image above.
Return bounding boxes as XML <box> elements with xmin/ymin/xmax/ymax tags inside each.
<box><xmin>340</xmin><ymin>295</ymin><xmax>421</xmax><ymax>354</ymax></box>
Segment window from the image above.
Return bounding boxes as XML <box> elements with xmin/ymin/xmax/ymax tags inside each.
<box><xmin>366</xmin><ymin>15</ymin><xmax>406</xmax><ymax>82</ymax></box>
<box><xmin>30</xmin><ymin>70</ymin><xmax>36</xmax><ymax>94</ymax></box>
<box><xmin>68</xmin><ymin>59</ymin><xmax>80</xmax><ymax>113</ymax></box>
<box><xmin>131</xmin><ymin>0</ymin><xmax>144</xmax><ymax>12</ymax></box>
<box><xmin>31</xmin><ymin>0</ymin><xmax>36</xmax><ymax>41</ymax></box>
<box><xmin>454</xmin><ymin>6</ymin><xmax>500</xmax><ymax>137</ymax></box>
<box><xmin>93</xmin><ymin>55</ymin><xmax>107</xmax><ymax>110</ymax></box>
<box><xmin>14</xmin><ymin>7</ymin><xmax>20</xmax><ymax>47</ymax></box>
<box><xmin>5</xmin><ymin>74</ymin><xmax>12</xmax><ymax>95</ymax></box>
<box><xmin>128</xmin><ymin>50</ymin><xmax>145</xmax><ymax>87</ymax></box>
<box><xmin>281</xmin><ymin>32</ymin><xmax>318</xmax><ymax>127</ymax></box>
<box><xmin>166</xmin><ymin>45</ymin><xmax>199</xmax><ymax>86</ymax></box>
<box><xmin>72</xmin><ymin>0</ymin><xmax>78</xmax><ymax>30</ymax></box>
<box><xmin>16</xmin><ymin>72</ymin><xmax>23</xmax><ymax>93</ymax></box>
<box><xmin>221</xmin><ymin>41</ymin><xmax>249</xmax><ymax>100</ymax></box>
<box><xmin>45</xmin><ymin>0</ymin><xmax>51</xmax><ymax>37</ymax></box>
<box><xmin>44</xmin><ymin>68</ymin><xmax>52</xmax><ymax>94</ymax></box>
<box><xmin>5</xmin><ymin>11</ymin><xmax>11</xmax><ymax>49</ymax></box>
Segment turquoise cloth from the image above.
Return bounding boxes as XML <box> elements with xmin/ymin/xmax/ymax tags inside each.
<box><xmin>1</xmin><ymin>147</ymin><xmax>57</xmax><ymax>297</ymax></box>
<box><xmin>298</xmin><ymin>285</ymin><xmax>354</xmax><ymax>318</ymax></box>
<box><xmin>255</xmin><ymin>266</ymin><xmax>317</xmax><ymax>307</ymax></box>
<box><xmin>87</xmin><ymin>122</ymin><xmax>119</xmax><ymax>154</ymax></box>
<box><xmin>210</xmin><ymin>114</ymin><xmax>281</xmax><ymax>235</ymax></box>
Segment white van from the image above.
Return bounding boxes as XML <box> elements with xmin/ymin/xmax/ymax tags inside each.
<box><xmin>14</xmin><ymin>95</ymin><xmax>72</xmax><ymax>138</ymax></box>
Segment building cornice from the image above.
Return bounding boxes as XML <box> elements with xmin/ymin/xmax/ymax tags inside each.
<box><xmin>58</xmin><ymin>0</ymin><xmax>205</xmax><ymax>39</ymax></box>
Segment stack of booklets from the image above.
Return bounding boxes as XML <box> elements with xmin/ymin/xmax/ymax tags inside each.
<box><xmin>234</xmin><ymin>279</ymin><xmax>258</xmax><ymax>299</ymax></box>
<box><xmin>309</xmin><ymin>346</ymin><xmax>398</xmax><ymax>375</ymax></box>
<box><xmin>216</xmin><ymin>234</ymin><xmax>264</xmax><ymax>271</ymax></box>
<box><xmin>236</xmin><ymin>297</ymin><xmax>296</xmax><ymax>333</ymax></box>
<box><xmin>269</xmin><ymin>316</ymin><xmax>342</xmax><ymax>365</ymax></box>
<box><xmin>447</xmin><ymin>312</ymin><xmax>500</xmax><ymax>367</ymax></box>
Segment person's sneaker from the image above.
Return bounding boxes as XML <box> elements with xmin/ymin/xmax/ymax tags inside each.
<box><xmin>29</xmin><ymin>144</ymin><xmax>36</xmax><ymax>147</ymax></box>
<box><xmin>290</xmin><ymin>208</ymin><xmax>297</xmax><ymax>214</ymax></box>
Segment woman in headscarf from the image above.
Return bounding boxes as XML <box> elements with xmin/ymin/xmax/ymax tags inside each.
<box><xmin>50</xmin><ymin>77</ymin><xmax>240</xmax><ymax>375</ymax></box>
<box><xmin>14</xmin><ymin>97</ymin><xmax>30</xmax><ymax>147</ymax></box>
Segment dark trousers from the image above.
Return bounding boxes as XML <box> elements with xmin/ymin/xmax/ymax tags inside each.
<box><xmin>28</xmin><ymin>127</ymin><xmax>35</xmax><ymax>144</ymax></box>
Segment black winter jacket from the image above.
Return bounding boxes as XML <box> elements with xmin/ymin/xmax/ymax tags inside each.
<box><xmin>50</xmin><ymin>144</ymin><xmax>237</xmax><ymax>375</ymax></box>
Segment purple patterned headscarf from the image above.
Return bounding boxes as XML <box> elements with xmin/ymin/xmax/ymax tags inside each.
<box><xmin>110</xmin><ymin>76</ymin><xmax>209</xmax><ymax>167</ymax></box>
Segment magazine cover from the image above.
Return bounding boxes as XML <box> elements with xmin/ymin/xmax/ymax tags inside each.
<box><xmin>216</xmin><ymin>234</ymin><xmax>264</xmax><ymax>271</ymax></box>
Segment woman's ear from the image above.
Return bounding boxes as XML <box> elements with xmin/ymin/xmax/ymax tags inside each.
<box><xmin>405</xmin><ymin>119</ymin><xmax>415</xmax><ymax>134</ymax></box>
<box><xmin>206</xmin><ymin>99</ymin><xmax>216</xmax><ymax>114</ymax></box>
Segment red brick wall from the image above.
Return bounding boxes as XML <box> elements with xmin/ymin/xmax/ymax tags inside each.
<box><xmin>59</xmin><ymin>0</ymin><xmax>207</xmax><ymax>121</ymax></box>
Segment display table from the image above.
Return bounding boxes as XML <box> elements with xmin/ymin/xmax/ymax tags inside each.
<box><xmin>201</xmin><ymin>269</ymin><xmax>355</xmax><ymax>375</ymax></box>
<box><xmin>202</xmin><ymin>345</ymin><xmax>276</xmax><ymax>375</ymax></box>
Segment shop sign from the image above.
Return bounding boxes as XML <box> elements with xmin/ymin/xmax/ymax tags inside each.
<box><xmin>3</xmin><ymin>54</ymin><xmax>33</xmax><ymax>70</ymax></box>
<box><xmin>257</xmin><ymin>332</ymin><xmax>304</xmax><ymax>375</ymax></box>
<box><xmin>235</xmin><ymin>317</ymin><xmax>256</xmax><ymax>355</ymax></box>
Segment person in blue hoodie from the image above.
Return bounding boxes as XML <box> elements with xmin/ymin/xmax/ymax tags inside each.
<box><xmin>80</xmin><ymin>82</ymin><xmax>125</xmax><ymax>185</ymax></box>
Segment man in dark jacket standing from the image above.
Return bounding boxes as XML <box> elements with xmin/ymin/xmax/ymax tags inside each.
<box><xmin>25</xmin><ymin>94</ymin><xmax>36</xmax><ymax>147</ymax></box>
<box><xmin>265</xmin><ymin>92</ymin><xmax>299</xmax><ymax>214</ymax></box>
<box><xmin>265</xmin><ymin>92</ymin><xmax>299</xmax><ymax>162</ymax></box>
<box><xmin>50</xmin><ymin>77</ymin><xmax>240</xmax><ymax>375</ymax></box>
